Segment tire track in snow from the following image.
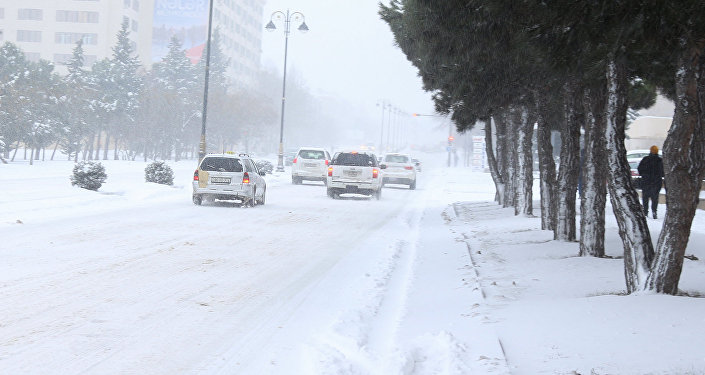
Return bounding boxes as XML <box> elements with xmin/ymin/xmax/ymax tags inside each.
<box><xmin>304</xmin><ymin>187</ymin><xmax>429</xmax><ymax>374</ymax></box>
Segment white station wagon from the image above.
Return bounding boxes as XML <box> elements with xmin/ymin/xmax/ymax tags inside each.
<box><xmin>192</xmin><ymin>153</ymin><xmax>266</xmax><ymax>206</ymax></box>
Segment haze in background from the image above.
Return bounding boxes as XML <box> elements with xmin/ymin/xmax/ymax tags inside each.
<box><xmin>260</xmin><ymin>0</ymin><xmax>448</xmax><ymax>151</ymax></box>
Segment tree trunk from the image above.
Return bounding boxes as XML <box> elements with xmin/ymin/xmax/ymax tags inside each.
<box><xmin>113</xmin><ymin>136</ymin><xmax>120</xmax><ymax>160</ymax></box>
<box><xmin>605</xmin><ymin>60</ymin><xmax>654</xmax><ymax>293</ymax></box>
<box><xmin>94</xmin><ymin>132</ymin><xmax>101</xmax><ymax>160</ymax></box>
<box><xmin>645</xmin><ymin>41</ymin><xmax>705</xmax><ymax>294</ymax></box>
<box><xmin>484</xmin><ymin>117</ymin><xmax>505</xmax><ymax>205</ymax></box>
<box><xmin>103</xmin><ymin>133</ymin><xmax>110</xmax><ymax>160</ymax></box>
<box><xmin>536</xmin><ymin>94</ymin><xmax>557</xmax><ymax>230</ymax></box>
<box><xmin>51</xmin><ymin>142</ymin><xmax>59</xmax><ymax>161</ymax></box>
<box><xmin>495</xmin><ymin>113</ymin><xmax>508</xmax><ymax>188</ymax></box>
<box><xmin>555</xmin><ymin>83</ymin><xmax>582</xmax><ymax>241</ymax></box>
<box><xmin>11</xmin><ymin>142</ymin><xmax>19</xmax><ymax>162</ymax></box>
<box><xmin>29</xmin><ymin>148</ymin><xmax>34</xmax><ymax>165</ymax></box>
<box><xmin>514</xmin><ymin>106</ymin><xmax>535</xmax><ymax>217</ymax></box>
<box><xmin>580</xmin><ymin>85</ymin><xmax>608</xmax><ymax>257</ymax></box>
<box><xmin>499</xmin><ymin>111</ymin><xmax>517</xmax><ymax>208</ymax></box>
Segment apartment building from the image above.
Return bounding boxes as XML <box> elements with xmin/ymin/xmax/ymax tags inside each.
<box><xmin>0</xmin><ymin>0</ymin><xmax>148</xmax><ymax>73</ymax></box>
<box><xmin>145</xmin><ymin>0</ymin><xmax>265</xmax><ymax>88</ymax></box>
<box><xmin>0</xmin><ymin>0</ymin><xmax>264</xmax><ymax>86</ymax></box>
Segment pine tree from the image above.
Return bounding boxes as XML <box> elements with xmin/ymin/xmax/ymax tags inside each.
<box><xmin>60</xmin><ymin>40</ymin><xmax>92</xmax><ymax>161</ymax></box>
<box><xmin>99</xmin><ymin>20</ymin><xmax>143</xmax><ymax>160</ymax></box>
<box><xmin>0</xmin><ymin>42</ymin><xmax>30</xmax><ymax>160</ymax></box>
<box><xmin>149</xmin><ymin>35</ymin><xmax>201</xmax><ymax>160</ymax></box>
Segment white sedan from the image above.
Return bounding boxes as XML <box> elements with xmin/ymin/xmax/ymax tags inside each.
<box><xmin>380</xmin><ymin>153</ymin><xmax>417</xmax><ymax>189</ymax></box>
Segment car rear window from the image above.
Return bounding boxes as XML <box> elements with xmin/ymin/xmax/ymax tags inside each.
<box><xmin>299</xmin><ymin>150</ymin><xmax>326</xmax><ymax>159</ymax></box>
<box><xmin>385</xmin><ymin>155</ymin><xmax>409</xmax><ymax>163</ymax></box>
<box><xmin>201</xmin><ymin>157</ymin><xmax>243</xmax><ymax>172</ymax></box>
<box><xmin>332</xmin><ymin>153</ymin><xmax>377</xmax><ymax>167</ymax></box>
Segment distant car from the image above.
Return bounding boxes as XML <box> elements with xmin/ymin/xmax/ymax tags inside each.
<box><xmin>192</xmin><ymin>153</ymin><xmax>266</xmax><ymax>206</ymax></box>
<box><xmin>255</xmin><ymin>159</ymin><xmax>274</xmax><ymax>175</ymax></box>
<box><xmin>412</xmin><ymin>158</ymin><xmax>422</xmax><ymax>172</ymax></box>
<box><xmin>291</xmin><ymin>147</ymin><xmax>331</xmax><ymax>185</ymax></box>
<box><xmin>628</xmin><ymin>159</ymin><xmax>642</xmax><ymax>189</ymax></box>
<box><xmin>283</xmin><ymin>149</ymin><xmax>298</xmax><ymax>166</ymax></box>
<box><xmin>627</xmin><ymin>149</ymin><xmax>661</xmax><ymax>160</ymax></box>
<box><xmin>381</xmin><ymin>153</ymin><xmax>417</xmax><ymax>189</ymax></box>
<box><xmin>327</xmin><ymin>151</ymin><xmax>384</xmax><ymax>199</ymax></box>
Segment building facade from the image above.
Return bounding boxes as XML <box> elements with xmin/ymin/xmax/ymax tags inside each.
<box><xmin>0</xmin><ymin>0</ymin><xmax>264</xmax><ymax>86</ymax></box>
<box><xmin>0</xmin><ymin>0</ymin><xmax>149</xmax><ymax>73</ymax></box>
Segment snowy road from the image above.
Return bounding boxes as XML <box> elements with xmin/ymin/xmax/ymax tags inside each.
<box><xmin>0</xmin><ymin>155</ymin><xmax>507</xmax><ymax>374</ymax></box>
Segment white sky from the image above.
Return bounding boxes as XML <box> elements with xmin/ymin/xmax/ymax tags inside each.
<box><xmin>260</xmin><ymin>0</ymin><xmax>448</xmax><ymax>144</ymax></box>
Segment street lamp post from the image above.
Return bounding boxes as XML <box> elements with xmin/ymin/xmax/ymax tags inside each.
<box><xmin>266</xmin><ymin>9</ymin><xmax>308</xmax><ymax>172</ymax></box>
<box><xmin>376</xmin><ymin>100</ymin><xmax>389</xmax><ymax>153</ymax></box>
<box><xmin>198</xmin><ymin>0</ymin><xmax>215</xmax><ymax>163</ymax></box>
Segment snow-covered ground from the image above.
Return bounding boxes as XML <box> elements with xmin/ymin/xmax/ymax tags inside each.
<box><xmin>1</xmin><ymin>153</ymin><xmax>704</xmax><ymax>374</ymax></box>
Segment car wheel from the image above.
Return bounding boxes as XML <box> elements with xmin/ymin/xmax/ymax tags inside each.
<box><xmin>193</xmin><ymin>195</ymin><xmax>202</xmax><ymax>205</ymax></box>
<box><xmin>250</xmin><ymin>188</ymin><xmax>257</xmax><ymax>207</ymax></box>
<box><xmin>327</xmin><ymin>188</ymin><xmax>335</xmax><ymax>199</ymax></box>
<box><xmin>375</xmin><ymin>189</ymin><xmax>382</xmax><ymax>200</ymax></box>
<box><xmin>409</xmin><ymin>180</ymin><xmax>416</xmax><ymax>190</ymax></box>
<box><xmin>258</xmin><ymin>188</ymin><xmax>266</xmax><ymax>205</ymax></box>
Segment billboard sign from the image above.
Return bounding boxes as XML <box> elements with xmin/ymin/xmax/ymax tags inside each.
<box><xmin>152</xmin><ymin>0</ymin><xmax>209</xmax><ymax>63</ymax></box>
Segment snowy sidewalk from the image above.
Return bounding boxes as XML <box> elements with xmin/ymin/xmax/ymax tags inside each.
<box><xmin>450</xmin><ymin>197</ymin><xmax>705</xmax><ymax>375</ymax></box>
<box><xmin>387</xmin><ymin>195</ymin><xmax>511</xmax><ymax>374</ymax></box>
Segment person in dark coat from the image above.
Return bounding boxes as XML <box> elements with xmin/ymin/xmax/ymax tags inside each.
<box><xmin>637</xmin><ymin>145</ymin><xmax>664</xmax><ymax>219</ymax></box>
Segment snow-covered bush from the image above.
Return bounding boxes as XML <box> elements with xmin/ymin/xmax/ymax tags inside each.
<box><xmin>144</xmin><ymin>161</ymin><xmax>174</xmax><ymax>186</ymax></box>
<box><xmin>70</xmin><ymin>161</ymin><xmax>107</xmax><ymax>191</ymax></box>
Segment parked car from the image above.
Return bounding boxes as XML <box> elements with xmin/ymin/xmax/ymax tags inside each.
<box><xmin>291</xmin><ymin>147</ymin><xmax>331</xmax><ymax>184</ymax></box>
<box><xmin>627</xmin><ymin>149</ymin><xmax>661</xmax><ymax>160</ymax></box>
<box><xmin>628</xmin><ymin>159</ymin><xmax>642</xmax><ymax>189</ymax></box>
<box><xmin>326</xmin><ymin>151</ymin><xmax>384</xmax><ymax>199</ymax></box>
<box><xmin>380</xmin><ymin>153</ymin><xmax>417</xmax><ymax>189</ymax></box>
<box><xmin>192</xmin><ymin>153</ymin><xmax>266</xmax><ymax>206</ymax></box>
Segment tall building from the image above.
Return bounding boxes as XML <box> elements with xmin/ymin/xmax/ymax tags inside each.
<box><xmin>0</xmin><ymin>0</ymin><xmax>265</xmax><ymax>87</ymax></box>
<box><xmin>144</xmin><ymin>0</ymin><xmax>266</xmax><ymax>88</ymax></box>
<box><xmin>0</xmin><ymin>0</ymin><xmax>149</xmax><ymax>72</ymax></box>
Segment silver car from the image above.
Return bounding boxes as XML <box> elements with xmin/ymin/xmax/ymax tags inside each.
<box><xmin>192</xmin><ymin>153</ymin><xmax>267</xmax><ymax>206</ymax></box>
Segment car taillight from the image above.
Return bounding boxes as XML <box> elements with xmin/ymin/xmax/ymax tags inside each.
<box><xmin>193</xmin><ymin>170</ymin><xmax>199</xmax><ymax>181</ymax></box>
<box><xmin>242</xmin><ymin>172</ymin><xmax>250</xmax><ymax>184</ymax></box>
<box><xmin>404</xmin><ymin>166</ymin><xmax>413</xmax><ymax>170</ymax></box>
<box><xmin>631</xmin><ymin>170</ymin><xmax>639</xmax><ymax>176</ymax></box>
<box><xmin>373</xmin><ymin>168</ymin><xmax>379</xmax><ymax>178</ymax></box>
<box><xmin>328</xmin><ymin>166</ymin><xmax>333</xmax><ymax>177</ymax></box>
<box><xmin>325</xmin><ymin>159</ymin><xmax>329</xmax><ymax>165</ymax></box>
<box><xmin>293</xmin><ymin>157</ymin><xmax>298</xmax><ymax>164</ymax></box>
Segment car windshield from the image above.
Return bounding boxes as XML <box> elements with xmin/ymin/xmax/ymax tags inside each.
<box><xmin>629</xmin><ymin>162</ymin><xmax>639</xmax><ymax>169</ymax></box>
<box><xmin>201</xmin><ymin>157</ymin><xmax>243</xmax><ymax>172</ymax></box>
<box><xmin>385</xmin><ymin>155</ymin><xmax>409</xmax><ymax>163</ymax></box>
<box><xmin>332</xmin><ymin>153</ymin><xmax>377</xmax><ymax>167</ymax></box>
<box><xmin>299</xmin><ymin>150</ymin><xmax>326</xmax><ymax>159</ymax></box>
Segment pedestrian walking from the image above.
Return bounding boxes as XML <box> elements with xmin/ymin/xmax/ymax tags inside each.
<box><xmin>637</xmin><ymin>145</ymin><xmax>664</xmax><ymax>219</ymax></box>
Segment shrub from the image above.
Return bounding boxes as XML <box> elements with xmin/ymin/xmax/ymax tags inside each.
<box><xmin>70</xmin><ymin>161</ymin><xmax>107</xmax><ymax>191</ymax></box>
<box><xmin>255</xmin><ymin>159</ymin><xmax>274</xmax><ymax>174</ymax></box>
<box><xmin>145</xmin><ymin>161</ymin><xmax>174</xmax><ymax>186</ymax></box>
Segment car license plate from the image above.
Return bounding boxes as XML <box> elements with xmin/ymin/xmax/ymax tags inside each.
<box><xmin>305</xmin><ymin>163</ymin><xmax>317</xmax><ymax>168</ymax></box>
<box><xmin>210</xmin><ymin>177</ymin><xmax>231</xmax><ymax>184</ymax></box>
<box><xmin>344</xmin><ymin>170</ymin><xmax>360</xmax><ymax>177</ymax></box>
